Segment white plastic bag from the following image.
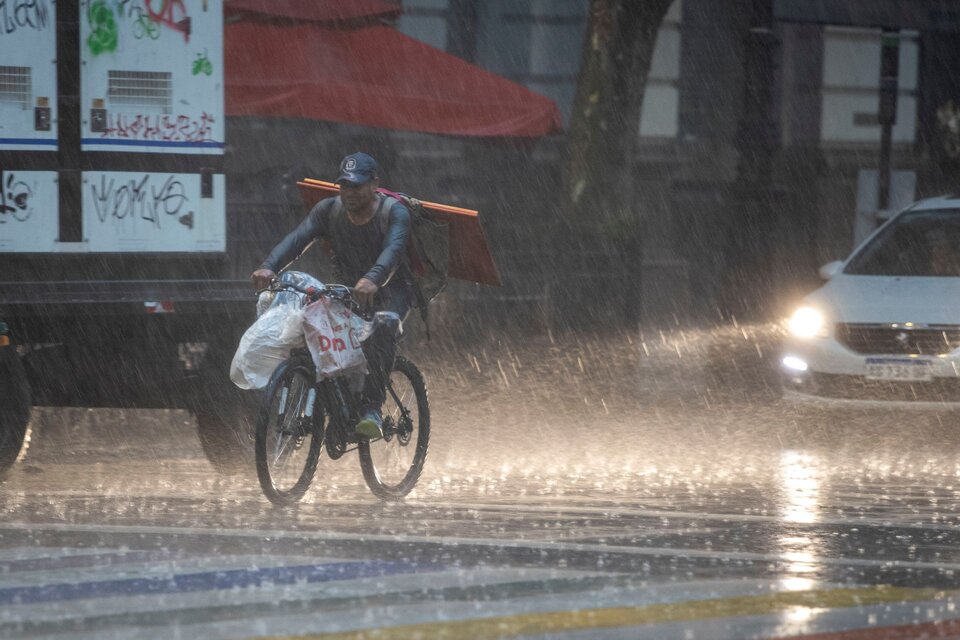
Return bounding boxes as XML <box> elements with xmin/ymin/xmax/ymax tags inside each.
<box><xmin>303</xmin><ymin>297</ymin><xmax>369</xmax><ymax>380</ymax></box>
<box><xmin>255</xmin><ymin>271</ymin><xmax>325</xmax><ymax>318</ymax></box>
<box><xmin>229</xmin><ymin>302</ymin><xmax>306</xmax><ymax>390</ymax></box>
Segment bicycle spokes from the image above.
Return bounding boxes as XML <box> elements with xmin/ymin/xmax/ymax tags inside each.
<box><xmin>363</xmin><ymin>369</ymin><xmax>420</xmax><ymax>488</ymax></box>
<box><xmin>384</xmin><ymin>385</ymin><xmax>414</xmax><ymax>441</ymax></box>
<box><xmin>266</xmin><ymin>378</ymin><xmax>316</xmax><ymax>484</ymax></box>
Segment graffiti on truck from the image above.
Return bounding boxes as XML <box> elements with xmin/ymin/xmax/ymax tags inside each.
<box><xmin>191</xmin><ymin>49</ymin><xmax>212</xmax><ymax>76</ymax></box>
<box><xmin>86</xmin><ymin>0</ymin><xmax>118</xmax><ymax>55</ymax></box>
<box><xmin>0</xmin><ymin>0</ymin><xmax>50</xmax><ymax>35</ymax></box>
<box><xmin>99</xmin><ymin>111</ymin><xmax>215</xmax><ymax>144</ymax></box>
<box><xmin>0</xmin><ymin>172</ymin><xmax>35</xmax><ymax>223</ymax></box>
<box><xmin>89</xmin><ymin>173</ymin><xmax>195</xmax><ymax>230</ymax></box>
<box><xmin>85</xmin><ymin>0</ymin><xmax>197</xmax><ymax>52</ymax></box>
<box><xmin>144</xmin><ymin>0</ymin><xmax>190</xmax><ymax>42</ymax></box>
<box><xmin>129</xmin><ymin>5</ymin><xmax>160</xmax><ymax>40</ymax></box>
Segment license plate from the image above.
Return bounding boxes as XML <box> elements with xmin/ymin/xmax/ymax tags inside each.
<box><xmin>865</xmin><ymin>357</ymin><xmax>933</xmax><ymax>381</ymax></box>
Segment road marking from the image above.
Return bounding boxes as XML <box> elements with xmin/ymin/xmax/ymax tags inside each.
<box><xmin>414</xmin><ymin>499</ymin><xmax>960</xmax><ymax>533</ymax></box>
<box><xmin>787</xmin><ymin>618</ymin><xmax>960</xmax><ymax>639</ymax></box>
<box><xmin>3</xmin><ymin>521</ymin><xmax>959</xmax><ymax>573</ymax></box>
<box><xmin>254</xmin><ymin>585</ymin><xmax>954</xmax><ymax>639</ymax></box>
<box><xmin>0</xmin><ymin>549</ymin><xmax>172</xmax><ymax>573</ymax></box>
<box><xmin>0</xmin><ymin>559</ymin><xmax>436</xmax><ymax>605</ymax></box>
<box><xmin>0</xmin><ymin>566</ymin><xmax>620</xmax><ymax>633</ymax></box>
<box><xmin>1</xmin><ymin>525</ymin><xmax>954</xmax><ymax>639</ymax></box>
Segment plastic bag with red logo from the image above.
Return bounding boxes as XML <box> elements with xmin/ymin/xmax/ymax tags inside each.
<box><xmin>302</xmin><ymin>297</ymin><xmax>370</xmax><ymax>380</ymax></box>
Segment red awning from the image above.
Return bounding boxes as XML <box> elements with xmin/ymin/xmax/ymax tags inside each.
<box><xmin>225</xmin><ymin>0</ymin><xmax>401</xmax><ymax>24</ymax></box>
<box><xmin>225</xmin><ymin>22</ymin><xmax>563</xmax><ymax>137</ymax></box>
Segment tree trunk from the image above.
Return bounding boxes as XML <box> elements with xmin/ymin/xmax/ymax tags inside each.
<box><xmin>559</xmin><ymin>0</ymin><xmax>674</xmax><ymax>325</ymax></box>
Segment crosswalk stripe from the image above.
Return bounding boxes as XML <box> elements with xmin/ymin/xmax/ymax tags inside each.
<box><xmin>3</xmin><ymin>521</ymin><xmax>958</xmax><ymax>573</ymax></box>
<box><xmin>0</xmin><ymin>559</ymin><xmax>437</xmax><ymax>605</ymax></box>
<box><xmin>787</xmin><ymin>618</ymin><xmax>960</xmax><ymax>639</ymax></box>
<box><xmin>0</xmin><ymin>549</ymin><xmax>174</xmax><ymax>573</ymax></box>
<box><xmin>254</xmin><ymin>586</ymin><xmax>955</xmax><ymax>640</ymax></box>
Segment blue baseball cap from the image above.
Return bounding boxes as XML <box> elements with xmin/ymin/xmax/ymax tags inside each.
<box><xmin>336</xmin><ymin>152</ymin><xmax>378</xmax><ymax>186</ymax></box>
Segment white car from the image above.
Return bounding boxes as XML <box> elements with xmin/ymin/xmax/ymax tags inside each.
<box><xmin>781</xmin><ymin>195</ymin><xmax>960</xmax><ymax>406</ymax></box>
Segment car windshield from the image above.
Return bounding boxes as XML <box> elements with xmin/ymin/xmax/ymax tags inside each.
<box><xmin>844</xmin><ymin>208</ymin><xmax>960</xmax><ymax>276</ymax></box>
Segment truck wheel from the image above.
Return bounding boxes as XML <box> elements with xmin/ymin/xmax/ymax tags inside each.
<box><xmin>190</xmin><ymin>346</ymin><xmax>257</xmax><ymax>475</ymax></box>
<box><xmin>0</xmin><ymin>344</ymin><xmax>31</xmax><ymax>476</ymax></box>
<box><xmin>194</xmin><ymin>397</ymin><xmax>257</xmax><ymax>475</ymax></box>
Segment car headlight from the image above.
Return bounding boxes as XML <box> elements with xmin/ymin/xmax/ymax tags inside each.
<box><xmin>788</xmin><ymin>306</ymin><xmax>827</xmax><ymax>338</ymax></box>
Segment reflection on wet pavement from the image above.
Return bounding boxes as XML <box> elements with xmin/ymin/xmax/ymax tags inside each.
<box><xmin>4</xmin><ymin>325</ymin><xmax>960</xmax><ymax>638</ymax></box>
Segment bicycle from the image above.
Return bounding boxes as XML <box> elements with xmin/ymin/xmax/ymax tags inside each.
<box><xmin>130</xmin><ymin>6</ymin><xmax>160</xmax><ymax>40</ymax></box>
<box><xmin>253</xmin><ymin>280</ymin><xmax>430</xmax><ymax>505</ymax></box>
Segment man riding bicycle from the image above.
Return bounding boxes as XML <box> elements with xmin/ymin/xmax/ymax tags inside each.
<box><xmin>251</xmin><ymin>152</ymin><xmax>412</xmax><ymax>440</ymax></box>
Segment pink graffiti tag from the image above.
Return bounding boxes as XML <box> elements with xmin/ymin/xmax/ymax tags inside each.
<box><xmin>143</xmin><ymin>0</ymin><xmax>190</xmax><ymax>42</ymax></box>
<box><xmin>100</xmin><ymin>111</ymin><xmax>216</xmax><ymax>144</ymax></box>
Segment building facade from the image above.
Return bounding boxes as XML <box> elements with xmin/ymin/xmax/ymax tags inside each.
<box><xmin>227</xmin><ymin>0</ymin><xmax>960</xmax><ymax>327</ymax></box>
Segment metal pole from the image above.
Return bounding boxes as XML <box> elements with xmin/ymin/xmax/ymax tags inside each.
<box><xmin>878</xmin><ymin>28</ymin><xmax>899</xmax><ymax>212</ymax></box>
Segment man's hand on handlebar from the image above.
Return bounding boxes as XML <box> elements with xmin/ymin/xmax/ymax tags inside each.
<box><xmin>353</xmin><ymin>278</ymin><xmax>379</xmax><ymax>309</ymax></box>
<box><xmin>251</xmin><ymin>268</ymin><xmax>277</xmax><ymax>291</ymax></box>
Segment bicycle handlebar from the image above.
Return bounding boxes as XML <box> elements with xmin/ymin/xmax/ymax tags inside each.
<box><xmin>258</xmin><ymin>280</ymin><xmax>351</xmax><ymax>298</ymax></box>
<box><xmin>258</xmin><ymin>280</ymin><xmax>369</xmax><ymax>318</ymax></box>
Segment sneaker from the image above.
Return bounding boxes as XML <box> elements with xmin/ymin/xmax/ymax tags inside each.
<box><xmin>355</xmin><ymin>408</ymin><xmax>383</xmax><ymax>440</ymax></box>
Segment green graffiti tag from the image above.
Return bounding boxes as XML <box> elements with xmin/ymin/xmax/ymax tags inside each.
<box><xmin>191</xmin><ymin>49</ymin><xmax>212</xmax><ymax>76</ymax></box>
<box><xmin>87</xmin><ymin>0</ymin><xmax>118</xmax><ymax>55</ymax></box>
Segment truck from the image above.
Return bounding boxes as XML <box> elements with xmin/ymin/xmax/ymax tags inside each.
<box><xmin>0</xmin><ymin>0</ymin><xmax>256</xmax><ymax>473</ymax></box>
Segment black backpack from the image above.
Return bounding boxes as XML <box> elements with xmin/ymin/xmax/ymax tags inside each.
<box><xmin>380</xmin><ymin>192</ymin><xmax>449</xmax><ymax>328</ymax></box>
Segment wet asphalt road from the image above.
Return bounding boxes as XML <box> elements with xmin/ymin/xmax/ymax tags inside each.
<box><xmin>5</xmin><ymin>325</ymin><xmax>960</xmax><ymax>638</ymax></box>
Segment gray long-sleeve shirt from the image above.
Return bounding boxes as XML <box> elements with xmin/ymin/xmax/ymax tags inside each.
<box><xmin>261</xmin><ymin>195</ymin><xmax>411</xmax><ymax>288</ymax></box>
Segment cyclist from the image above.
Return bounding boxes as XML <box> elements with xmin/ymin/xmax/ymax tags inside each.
<box><xmin>251</xmin><ymin>152</ymin><xmax>412</xmax><ymax>440</ymax></box>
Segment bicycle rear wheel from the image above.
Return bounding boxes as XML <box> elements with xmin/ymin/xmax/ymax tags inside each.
<box><xmin>255</xmin><ymin>355</ymin><xmax>323</xmax><ymax>505</ymax></box>
<box><xmin>358</xmin><ymin>355</ymin><xmax>430</xmax><ymax>501</ymax></box>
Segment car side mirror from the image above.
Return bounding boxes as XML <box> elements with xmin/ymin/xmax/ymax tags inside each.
<box><xmin>818</xmin><ymin>260</ymin><xmax>844</xmax><ymax>280</ymax></box>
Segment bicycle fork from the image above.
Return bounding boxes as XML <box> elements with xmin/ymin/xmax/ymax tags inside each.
<box><xmin>277</xmin><ymin>385</ymin><xmax>316</xmax><ymax>437</ymax></box>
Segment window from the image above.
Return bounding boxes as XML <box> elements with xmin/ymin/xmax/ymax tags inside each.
<box><xmin>821</xmin><ymin>27</ymin><xmax>918</xmax><ymax>145</ymax></box>
<box><xmin>397</xmin><ymin>0</ymin><xmax>449</xmax><ymax>51</ymax></box>
<box><xmin>846</xmin><ymin>210</ymin><xmax>960</xmax><ymax>276</ymax></box>
<box><xmin>640</xmin><ymin>0</ymin><xmax>682</xmax><ymax>139</ymax></box>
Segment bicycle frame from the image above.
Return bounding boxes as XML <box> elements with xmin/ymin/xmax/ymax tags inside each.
<box><xmin>315</xmin><ymin>376</ymin><xmax>359</xmax><ymax>460</ymax></box>
<box><xmin>314</xmin><ymin>364</ymin><xmax>409</xmax><ymax>460</ymax></box>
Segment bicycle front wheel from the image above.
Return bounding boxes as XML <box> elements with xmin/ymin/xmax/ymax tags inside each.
<box><xmin>255</xmin><ymin>355</ymin><xmax>323</xmax><ymax>505</ymax></box>
<box><xmin>358</xmin><ymin>355</ymin><xmax>430</xmax><ymax>501</ymax></box>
